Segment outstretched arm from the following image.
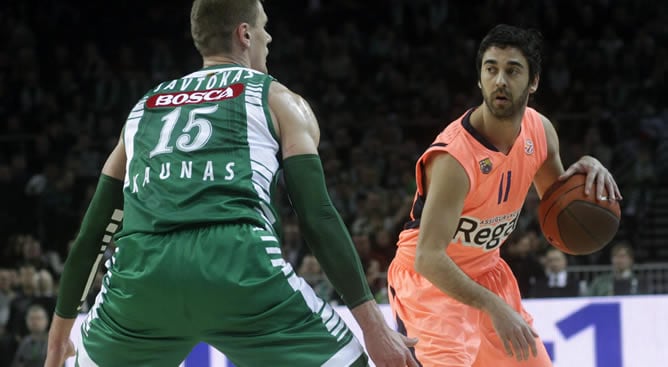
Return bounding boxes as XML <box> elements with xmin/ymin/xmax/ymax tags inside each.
<box><xmin>45</xmin><ymin>135</ymin><xmax>126</xmax><ymax>367</ymax></box>
<box><xmin>269</xmin><ymin>81</ymin><xmax>418</xmax><ymax>367</ymax></box>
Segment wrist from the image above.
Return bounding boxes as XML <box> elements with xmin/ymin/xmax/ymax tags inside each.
<box><xmin>48</xmin><ymin>314</ymin><xmax>76</xmax><ymax>341</ymax></box>
<box><xmin>479</xmin><ymin>293</ymin><xmax>505</xmax><ymax>314</ymax></box>
<box><xmin>350</xmin><ymin>300</ymin><xmax>387</xmax><ymax>333</ymax></box>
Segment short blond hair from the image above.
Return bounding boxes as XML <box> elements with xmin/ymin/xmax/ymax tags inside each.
<box><xmin>190</xmin><ymin>0</ymin><xmax>261</xmax><ymax>56</ymax></box>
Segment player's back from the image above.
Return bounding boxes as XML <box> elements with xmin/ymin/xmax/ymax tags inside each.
<box><xmin>117</xmin><ymin>65</ymin><xmax>280</xmax><ymax>237</ymax></box>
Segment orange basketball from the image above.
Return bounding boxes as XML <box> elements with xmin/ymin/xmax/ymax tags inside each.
<box><xmin>538</xmin><ymin>173</ymin><xmax>621</xmax><ymax>255</ymax></box>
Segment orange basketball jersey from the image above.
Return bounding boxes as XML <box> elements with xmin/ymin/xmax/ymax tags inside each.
<box><xmin>394</xmin><ymin>107</ymin><xmax>548</xmax><ymax>277</ymax></box>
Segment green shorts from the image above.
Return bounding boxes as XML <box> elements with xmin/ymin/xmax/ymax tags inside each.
<box><xmin>77</xmin><ymin>223</ymin><xmax>368</xmax><ymax>367</ymax></box>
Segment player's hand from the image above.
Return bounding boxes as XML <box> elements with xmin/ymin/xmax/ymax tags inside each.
<box><xmin>364</xmin><ymin>326</ymin><xmax>419</xmax><ymax>367</ymax></box>
<box><xmin>487</xmin><ymin>300</ymin><xmax>538</xmax><ymax>362</ymax></box>
<box><xmin>559</xmin><ymin>155</ymin><xmax>622</xmax><ymax>202</ymax></box>
<box><xmin>45</xmin><ymin>315</ymin><xmax>77</xmax><ymax>367</ymax></box>
<box><xmin>44</xmin><ymin>338</ymin><xmax>75</xmax><ymax>367</ymax></box>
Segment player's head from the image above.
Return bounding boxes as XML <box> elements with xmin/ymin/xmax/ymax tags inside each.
<box><xmin>476</xmin><ymin>24</ymin><xmax>543</xmax><ymax>119</ymax></box>
<box><xmin>190</xmin><ymin>0</ymin><xmax>272</xmax><ymax>73</ymax></box>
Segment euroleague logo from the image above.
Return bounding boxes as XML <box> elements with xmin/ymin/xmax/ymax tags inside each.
<box><xmin>524</xmin><ymin>138</ymin><xmax>534</xmax><ymax>155</ymax></box>
<box><xmin>146</xmin><ymin>83</ymin><xmax>245</xmax><ymax>108</ymax></box>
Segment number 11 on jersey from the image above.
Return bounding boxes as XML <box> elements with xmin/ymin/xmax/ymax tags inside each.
<box><xmin>497</xmin><ymin>170</ymin><xmax>512</xmax><ymax>204</ymax></box>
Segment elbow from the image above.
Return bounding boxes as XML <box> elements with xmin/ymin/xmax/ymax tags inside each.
<box><xmin>414</xmin><ymin>249</ymin><xmax>430</xmax><ymax>276</ymax></box>
<box><xmin>414</xmin><ymin>244</ymin><xmax>448</xmax><ymax>277</ymax></box>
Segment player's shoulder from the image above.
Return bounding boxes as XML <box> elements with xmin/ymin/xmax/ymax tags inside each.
<box><xmin>268</xmin><ymin>81</ymin><xmax>309</xmax><ymax>109</ymax></box>
<box><xmin>524</xmin><ymin>107</ymin><xmax>554</xmax><ymax>131</ymax></box>
<box><xmin>268</xmin><ymin>80</ymin><xmax>290</xmax><ymax>95</ymax></box>
<box><xmin>419</xmin><ymin>111</ymin><xmax>474</xmax><ymax>171</ymax></box>
<box><xmin>434</xmin><ymin>110</ymin><xmax>473</xmax><ymax>146</ymax></box>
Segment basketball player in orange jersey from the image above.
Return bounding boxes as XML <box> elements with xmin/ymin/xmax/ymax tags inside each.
<box><xmin>387</xmin><ymin>24</ymin><xmax>622</xmax><ymax>367</ymax></box>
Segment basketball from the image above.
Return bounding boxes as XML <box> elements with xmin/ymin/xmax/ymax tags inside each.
<box><xmin>538</xmin><ymin>173</ymin><xmax>621</xmax><ymax>255</ymax></box>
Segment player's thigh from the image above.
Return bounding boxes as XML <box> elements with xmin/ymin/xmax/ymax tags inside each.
<box><xmin>474</xmin><ymin>260</ymin><xmax>552</xmax><ymax>367</ymax></box>
<box><xmin>472</xmin><ymin>331</ymin><xmax>552</xmax><ymax>367</ymax></box>
<box><xmin>388</xmin><ymin>261</ymin><xmax>480</xmax><ymax>367</ymax></box>
<box><xmin>76</xmin><ymin>315</ymin><xmax>194</xmax><ymax>367</ymax></box>
<box><xmin>479</xmin><ymin>260</ymin><xmax>536</xmax><ymax>327</ymax></box>
<box><xmin>198</xmin><ymin>225</ymin><xmax>368</xmax><ymax>367</ymax></box>
<box><xmin>204</xmin><ymin>275</ymin><xmax>367</xmax><ymax>367</ymax></box>
<box><xmin>76</xmin><ymin>231</ymin><xmax>204</xmax><ymax>366</ymax></box>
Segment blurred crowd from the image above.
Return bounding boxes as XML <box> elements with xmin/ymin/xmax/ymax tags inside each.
<box><xmin>1</xmin><ymin>0</ymin><xmax>667</xmax><ymax>365</ymax></box>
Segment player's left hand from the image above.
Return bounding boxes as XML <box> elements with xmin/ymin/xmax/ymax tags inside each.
<box><xmin>559</xmin><ymin>155</ymin><xmax>622</xmax><ymax>202</ymax></box>
<box><xmin>364</xmin><ymin>326</ymin><xmax>419</xmax><ymax>367</ymax></box>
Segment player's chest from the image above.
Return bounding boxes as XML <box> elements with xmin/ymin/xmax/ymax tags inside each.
<box><xmin>469</xmin><ymin>153</ymin><xmax>539</xmax><ymax>209</ymax></box>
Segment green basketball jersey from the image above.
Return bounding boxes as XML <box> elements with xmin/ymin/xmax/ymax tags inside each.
<box><xmin>116</xmin><ymin>64</ymin><xmax>281</xmax><ymax>237</ymax></box>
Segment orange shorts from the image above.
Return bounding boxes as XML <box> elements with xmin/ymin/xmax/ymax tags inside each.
<box><xmin>387</xmin><ymin>259</ymin><xmax>552</xmax><ymax>367</ymax></box>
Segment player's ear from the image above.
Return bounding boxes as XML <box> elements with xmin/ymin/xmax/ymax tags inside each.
<box><xmin>529</xmin><ymin>75</ymin><xmax>540</xmax><ymax>93</ymax></box>
<box><xmin>236</xmin><ymin>23</ymin><xmax>251</xmax><ymax>48</ymax></box>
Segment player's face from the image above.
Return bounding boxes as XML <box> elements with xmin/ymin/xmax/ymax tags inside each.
<box><xmin>612</xmin><ymin>249</ymin><xmax>633</xmax><ymax>272</ymax></box>
<box><xmin>545</xmin><ymin>250</ymin><xmax>567</xmax><ymax>273</ymax></box>
<box><xmin>479</xmin><ymin>46</ymin><xmax>538</xmax><ymax>119</ymax></box>
<box><xmin>248</xmin><ymin>2</ymin><xmax>272</xmax><ymax>73</ymax></box>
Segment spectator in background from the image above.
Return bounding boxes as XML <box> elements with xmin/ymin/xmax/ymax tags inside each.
<box><xmin>370</xmin><ymin>228</ymin><xmax>398</xmax><ymax>272</ymax></box>
<box><xmin>623</xmin><ymin>143</ymin><xmax>655</xmax><ymax>219</ymax></box>
<box><xmin>32</xmin><ymin>270</ymin><xmax>57</xmax><ymax>323</ymax></box>
<box><xmin>0</xmin><ymin>268</ymin><xmax>16</xmax><ymax>333</ymax></box>
<box><xmin>351</xmin><ymin>233</ymin><xmax>385</xmax><ymax>298</ymax></box>
<box><xmin>7</xmin><ymin>265</ymin><xmax>39</xmax><ymax>338</ymax></box>
<box><xmin>530</xmin><ymin>248</ymin><xmax>581</xmax><ymax>298</ymax></box>
<box><xmin>588</xmin><ymin>242</ymin><xmax>648</xmax><ymax>296</ymax></box>
<box><xmin>279</xmin><ymin>217</ymin><xmax>302</xmax><ymax>268</ymax></box>
<box><xmin>18</xmin><ymin>235</ymin><xmax>51</xmax><ymax>272</ymax></box>
<box><xmin>297</xmin><ymin>255</ymin><xmax>334</xmax><ymax>303</ymax></box>
<box><xmin>10</xmin><ymin>304</ymin><xmax>49</xmax><ymax>367</ymax></box>
<box><xmin>502</xmin><ymin>231</ymin><xmax>545</xmax><ymax>298</ymax></box>
<box><xmin>0</xmin><ymin>268</ymin><xmax>17</xmax><ymax>367</ymax></box>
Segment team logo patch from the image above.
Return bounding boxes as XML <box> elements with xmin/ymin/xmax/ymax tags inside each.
<box><xmin>146</xmin><ymin>83</ymin><xmax>245</xmax><ymax>108</ymax></box>
<box><xmin>479</xmin><ymin>158</ymin><xmax>493</xmax><ymax>174</ymax></box>
<box><xmin>524</xmin><ymin>139</ymin><xmax>534</xmax><ymax>155</ymax></box>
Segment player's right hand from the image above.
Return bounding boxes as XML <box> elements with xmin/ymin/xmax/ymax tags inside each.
<box><xmin>487</xmin><ymin>301</ymin><xmax>538</xmax><ymax>362</ymax></box>
<box><xmin>364</xmin><ymin>326</ymin><xmax>419</xmax><ymax>367</ymax></box>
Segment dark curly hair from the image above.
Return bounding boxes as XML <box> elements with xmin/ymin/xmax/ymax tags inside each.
<box><xmin>476</xmin><ymin>24</ymin><xmax>543</xmax><ymax>83</ymax></box>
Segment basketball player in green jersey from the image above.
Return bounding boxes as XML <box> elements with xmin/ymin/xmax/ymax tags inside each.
<box><xmin>45</xmin><ymin>1</ymin><xmax>419</xmax><ymax>366</ymax></box>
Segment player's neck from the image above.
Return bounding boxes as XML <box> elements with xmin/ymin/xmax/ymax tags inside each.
<box><xmin>202</xmin><ymin>55</ymin><xmax>249</xmax><ymax>69</ymax></box>
<box><xmin>472</xmin><ymin>106</ymin><xmax>523</xmax><ymax>154</ymax></box>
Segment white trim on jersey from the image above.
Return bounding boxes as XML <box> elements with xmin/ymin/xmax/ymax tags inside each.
<box><xmin>123</xmin><ymin>97</ymin><xmax>147</xmax><ymax>188</ymax></box>
<box><xmin>182</xmin><ymin>66</ymin><xmax>264</xmax><ymax>80</ymax></box>
<box><xmin>245</xmin><ymin>81</ymin><xmax>280</xmax><ymax>228</ymax></box>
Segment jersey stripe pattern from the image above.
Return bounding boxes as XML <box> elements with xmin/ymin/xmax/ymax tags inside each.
<box><xmin>117</xmin><ymin>65</ymin><xmax>280</xmax><ymax>237</ymax></box>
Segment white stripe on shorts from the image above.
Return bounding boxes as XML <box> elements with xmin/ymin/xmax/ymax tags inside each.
<box><xmin>265</xmin><ymin>247</ymin><xmax>281</xmax><ymax>254</ymax></box>
<box><xmin>321</xmin><ymin>336</ymin><xmax>365</xmax><ymax>367</ymax></box>
<box><xmin>75</xmin><ymin>325</ymin><xmax>99</xmax><ymax>367</ymax></box>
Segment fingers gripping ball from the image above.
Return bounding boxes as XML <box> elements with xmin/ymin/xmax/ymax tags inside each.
<box><xmin>538</xmin><ymin>173</ymin><xmax>621</xmax><ymax>255</ymax></box>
